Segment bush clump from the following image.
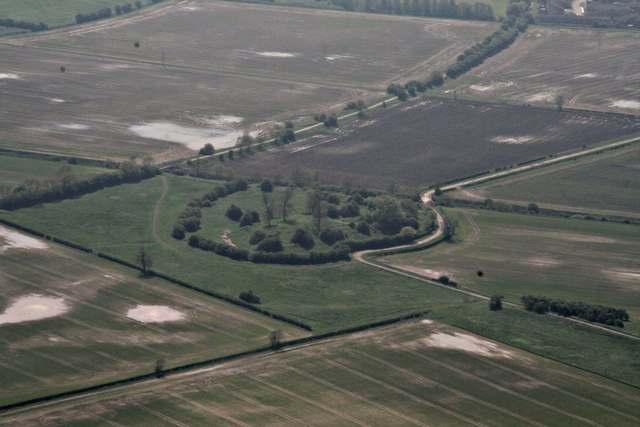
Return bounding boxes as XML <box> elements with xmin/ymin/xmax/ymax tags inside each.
<box><xmin>320</xmin><ymin>228</ymin><xmax>345</xmax><ymax>245</ymax></box>
<box><xmin>249</xmin><ymin>230</ymin><xmax>266</xmax><ymax>245</ymax></box>
<box><xmin>291</xmin><ymin>228</ymin><xmax>315</xmax><ymax>250</ymax></box>
<box><xmin>256</xmin><ymin>236</ymin><xmax>283</xmax><ymax>253</ymax></box>
<box><xmin>225</xmin><ymin>204</ymin><xmax>243</xmax><ymax>221</ymax></box>
<box><xmin>239</xmin><ymin>290</ymin><xmax>261</xmax><ymax>304</ymax></box>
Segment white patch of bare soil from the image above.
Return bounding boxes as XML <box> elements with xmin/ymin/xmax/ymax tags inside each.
<box><xmin>0</xmin><ymin>295</ymin><xmax>69</xmax><ymax>325</ymax></box>
<box><xmin>129</xmin><ymin>120</ymin><xmax>243</xmax><ymax>150</ymax></box>
<box><xmin>49</xmin><ymin>98</ymin><xmax>66</xmax><ymax>103</ymax></box>
<box><xmin>611</xmin><ymin>100</ymin><xmax>640</xmax><ymax>110</ymax></box>
<box><xmin>520</xmin><ymin>257</ymin><xmax>561</xmax><ymax>267</ymax></box>
<box><xmin>126</xmin><ymin>305</ymin><xmax>185</xmax><ymax>323</ymax></box>
<box><xmin>421</xmin><ymin>319</ymin><xmax>434</xmax><ymax>325</ymax></box>
<box><xmin>526</xmin><ymin>91</ymin><xmax>558</xmax><ymax>103</ymax></box>
<box><xmin>606</xmin><ymin>269</ymin><xmax>640</xmax><ymax>282</ymax></box>
<box><xmin>469</xmin><ymin>81</ymin><xmax>513</xmax><ymax>92</ymax></box>
<box><xmin>0</xmin><ymin>227</ymin><xmax>48</xmax><ymax>252</ymax></box>
<box><xmin>56</xmin><ymin>123</ymin><xmax>91</xmax><ymax>130</ymax></box>
<box><xmin>256</xmin><ymin>51</ymin><xmax>296</xmax><ymax>58</ymax></box>
<box><xmin>574</xmin><ymin>73</ymin><xmax>598</xmax><ymax>79</ymax></box>
<box><xmin>425</xmin><ymin>332</ymin><xmax>513</xmax><ymax>358</ymax></box>
<box><xmin>491</xmin><ymin>136</ymin><xmax>534</xmax><ymax>145</ymax></box>
<box><xmin>0</xmin><ymin>73</ymin><xmax>20</xmax><ymax>79</ymax></box>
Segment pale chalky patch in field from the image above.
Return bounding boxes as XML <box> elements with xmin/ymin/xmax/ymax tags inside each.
<box><xmin>424</xmin><ymin>332</ymin><xmax>513</xmax><ymax>358</ymax></box>
<box><xmin>127</xmin><ymin>305</ymin><xmax>186</xmax><ymax>323</ymax></box>
<box><xmin>0</xmin><ymin>295</ymin><xmax>69</xmax><ymax>325</ymax></box>
<box><xmin>0</xmin><ymin>227</ymin><xmax>48</xmax><ymax>252</ymax></box>
<box><xmin>611</xmin><ymin>100</ymin><xmax>640</xmax><ymax>110</ymax></box>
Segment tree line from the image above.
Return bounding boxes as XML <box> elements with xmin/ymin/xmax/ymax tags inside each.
<box><xmin>0</xmin><ymin>162</ymin><xmax>159</xmax><ymax>211</ymax></box>
<box><xmin>75</xmin><ymin>0</ymin><xmax>164</xmax><ymax>25</ymax></box>
<box><xmin>386</xmin><ymin>0</ymin><xmax>532</xmax><ymax>101</ymax></box>
<box><xmin>330</xmin><ymin>0</ymin><xmax>495</xmax><ymax>21</ymax></box>
<box><xmin>0</xmin><ymin>18</ymin><xmax>48</xmax><ymax>32</ymax></box>
<box><xmin>521</xmin><ymin>295</ymin><xmax>629</xmax><ymax>328</ymax></box>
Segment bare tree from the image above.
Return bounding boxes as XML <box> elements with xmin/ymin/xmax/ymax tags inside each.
<box><xmin>281</xmin><ymin>186</ymin><xmax>295</xmax><ymax>222</ymax></box>
<box><xmin>262</xmin><ymin>193</ymin><xmax>275</xmax><ymax>227</ymax></box>
<box><xmin>136</xmin><ymin>246</ymin><xmax>153</xmax><ymax>276</ymax></box>
<box><xmin>269</xmin><ymin>330</ymin><xmax>282</xmax><ymax>350</ymax></box>
<box><xmin>155</xmin><ymin>359</ymin><xmax>165</xmax><ymax>378</ymax></box>
<box><xmin>555</xmin><ymin>95</ymin><xmax>565</xmax><ymax>111</ymax></box>
<box><xmin>306</xmin><ymin>188</ymin><xmax>326</xmax><ymax>231</ymax></box>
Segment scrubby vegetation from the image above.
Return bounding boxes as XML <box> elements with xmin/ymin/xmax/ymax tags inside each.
<box><xmin>171</xmin><ymin>177</ymin><xmax>435</xmax><ymax>264</ymax></box>
<box><xmin>521</xmin><ymin>295</ymin><xmax>629</xmax><ymax>327</ymax></box>
<box><xmin>0</xmin><ymin>162</ymin><xmax>159</xmax><ymax>210</ymax></box>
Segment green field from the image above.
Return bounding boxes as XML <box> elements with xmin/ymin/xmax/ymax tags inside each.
<box><xmin>0</xmin><ymin>174</ymin><xmax>468</xmax><ymax>332</ymax></box>
<box><xmin>0</xmin><ymin>154</ymin><xmax>109</xmax><ymax>187</ymax></box>
<box><xmin>383</xmin><ymin>208</ymin><xmax>640</xmax><ymax>335</ymax></box>
<box><xmin>0</xmin><ymin>0</ymin><xmax>157</xmax><ymax>27</ymax></box>
<box><xmin>3</xmin><ymin>174</ymin><xmax>640</xmax><ymax>386</ymax></box>
<box><xmin>4</xmin><ymin>320</ymin><xmax>639</xmax><ymax>426</ymax></box>
<box><xmin>450</xmin><ymin>143</ymin><xmax>640</xmax><ymax>218</ymax></box>
<box><xmin>0</xmin><ymin>235</ymin><xmax>309</xmax><ymax>406</ymax></box>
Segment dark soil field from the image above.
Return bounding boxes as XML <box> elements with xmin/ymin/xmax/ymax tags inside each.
<box><xmin>226</xmin><ymin>98</ymin><xmax>640</xmax><ymax>190</ymax></box>
<box><xmin>0</xmin><ymin>1</ymin><xmax>493</xmax><ymax>162</ymax></box>
<box><xmin>444</xmin><ymin>27</ymin><xmax>640</xmax><ymax>115</ymax></box>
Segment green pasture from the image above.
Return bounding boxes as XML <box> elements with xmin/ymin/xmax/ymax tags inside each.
<box><xmin>0</xmin><ymin>242</ymin><xmax>308</xmax><ymax>406</ymax></box>
<box><xmin>1</xmin><ymin>174</ymin><xmax>468</xmax><ymax>332</ymax></box>
<box><xmin>0</xmin><ymin>154</ymin><xmax>109</xmax><ymax>187</ymax></box>
<box><xmin>0</xmin><ymin>0</ymin><xmax>156</xmax><ymax>27</ymax></box>
<box><xmin>3</xmin><ymin>174</ymin><xmax>640</xmax><ymax>386</ymax></box>
<box><xmin>4</xmin><ymin>320</ymin><xmax>638</xmax><ymax>425</ymax></box>
<box><xmin>450</xmin><ymin>144</ymin><xmax>640</xmax><ymax>218</ymax></box>
<box><xmin>385</xmin><ymin>208</ymin><xmax>640</xmax><ymax>335</ymax></box>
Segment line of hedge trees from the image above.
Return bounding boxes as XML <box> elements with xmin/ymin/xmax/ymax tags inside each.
<box><xmin>386</xmin><ymin>0</ymin><xmax>532</xmax><ymax>101</ymax></box>
<box><xmin>434</xmin><ymin>195</ymin><xmax>640</xmax><ymax>225</ymax></box>
<box><xmin>521</xmin><ymin>295</ymin><xmax>629</xmax><ymax>328</ymax></box>
<box><xmin>0</xmin><ymin>18</ymin><xmax>48</xmax><ymax>32</ymax></box>
<box><xmin>0</xmin><ymin>163</ymin><xmax>160</xmax><ymax>211</ymax></box>
<box><xmin>327</xmin><ymin>0</ymin><xmax>496</xmax><ymax>21</ymax></box>
<box><xmin>187</xmin><ymin>234</ymin><xmax>351</xmax><ymax>265</ymax></box>
<box><xmin>75</xmin><ymin>0</ymin><xmax>165</xmax><ymax>25</ymax></box>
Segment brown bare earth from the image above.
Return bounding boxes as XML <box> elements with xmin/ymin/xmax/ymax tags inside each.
<box><xmin>446</xmin><ymin>27</ymin><xmax>640</xmax><ymax>114</ymax></box>
<box><xmin>0</xmin><ymin>1</ymin><xmax>493</xmax><ymax>161</ymax></box>
<box><xmin>226</xmin><ymin>98</ymin><xmax>640</xmax><ymax>189</ymax></box>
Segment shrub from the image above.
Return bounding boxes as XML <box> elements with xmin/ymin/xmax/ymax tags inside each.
<box><xmin>355</xmin><ymin>220</ymin><xmax>370</xmax><ymax>236</ymax></box>
<box><xmin>256</xmin><ymin>236</ymin><xmax>283</xmax><ymax>253</ymax></box>
<box><xmin>291</xmin><ymin>228</ymin><xmax>315</xmax><ymax>250</ymax></box>
<box><xmin>249</xmin><ymin>210</ymin><xmax>260</xmax><ymax>223</ymax></box>
<box><xmin>239</xmin><ymin>213</ymin><xmax>254</xmax><ymax>227</ymax></box>
<box><xmin>438</xmin><ymin>275</ymin><xmax>450</xmax><ymax>285</ymax></box>
<box><xmin>171</xmin><ymin>223</ymin><xmax>186</xmax><ymax>240</ymax></box>
<box><xmin>225</xmin><ymin>204</ymin><xmax>243</xmax><ymax>221</ymax></box>
<box><xmin>320</xmin><ymin>228</ymin><xmax>345</xmax><ymax>245</ymax></box>
<box><xmin>239</xmin><ymin>290</ymin><xmax>261</xmax><ymax>304</ymax></box>
<box><xmin>260</xmin><ymin>179</ymin><xmax>273</xmax><ymax>193</ymax></box>
<box><xmin>249</xmin><ymin>230</ymin><xmax>266</xmax><ymax>245</ymax></box>
<box><xmin>489</xmin><ymin>295</ymin><xmax>503</xmax><ymax>311</ymax></box>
